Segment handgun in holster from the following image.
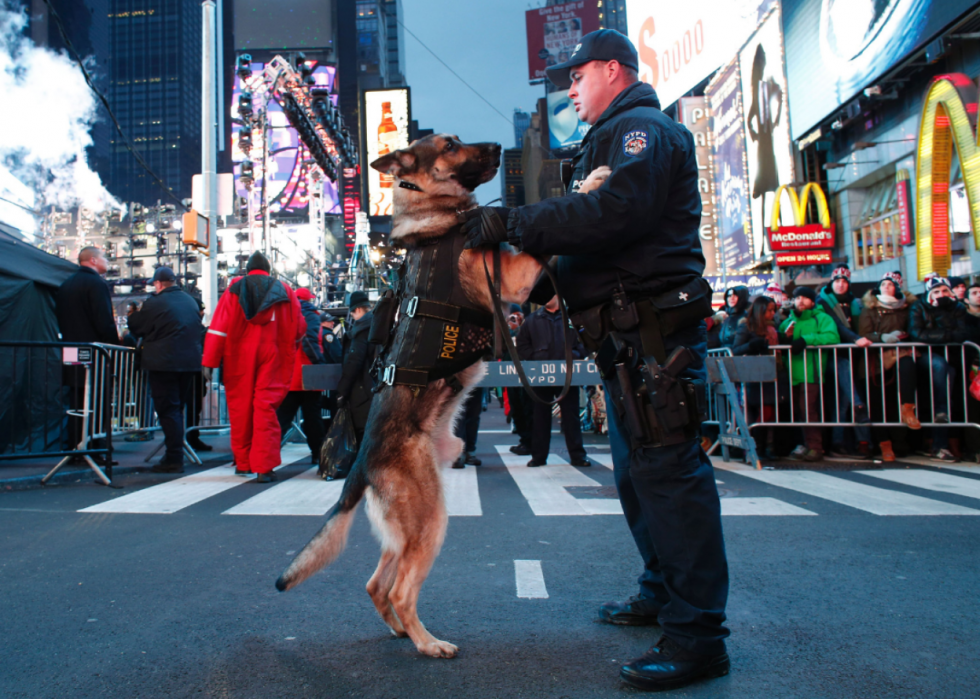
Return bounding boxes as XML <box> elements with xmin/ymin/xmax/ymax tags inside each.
<box><xmin>637</xmin><ymin>347</ymin><xmax>708</xmax><ymax>447</ymax></box>
<box><xmin>595</xmin><ymin>333</ymin><xmax>651</xmax><ymax>445</ymax></box>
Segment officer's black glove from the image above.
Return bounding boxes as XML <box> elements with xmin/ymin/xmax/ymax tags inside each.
<box><xmin>460</xmin><ymin>206</ymin><xmax>515</xmax><ymax>249</ymax></box>
<box><xmin>790</xmin><ymin>337</ymin><xmax>807</xmax><ymax>354</ymax></box>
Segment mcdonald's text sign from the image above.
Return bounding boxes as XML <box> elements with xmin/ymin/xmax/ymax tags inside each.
<box><xmin>767</xmin><ymin>183</ymin><xmax>835</xmax><ymax>255</ymax></box>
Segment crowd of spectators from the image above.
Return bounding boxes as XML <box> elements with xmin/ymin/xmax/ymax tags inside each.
<box><xmin>707</xmin><ymin>265</ymin><xmax>980</xmax><ymax>463</ymax></box>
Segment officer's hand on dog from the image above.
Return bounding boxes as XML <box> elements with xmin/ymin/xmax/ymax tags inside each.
<box><xmin>460</xmin><ymin>206</ymin><xmax>514</xmax><ymax>249</ymax></box>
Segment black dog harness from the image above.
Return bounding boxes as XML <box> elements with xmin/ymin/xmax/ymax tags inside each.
<box><xmin>371</xmin><ymin>225</ymin><xmax>495</xmax><ymax>394</ymax></box>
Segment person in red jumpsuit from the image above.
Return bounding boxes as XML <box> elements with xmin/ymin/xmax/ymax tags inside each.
<box><xmin>203</xmin><ymin>252</ymin><xmax>304</xmax><ymax>483</ymax></box>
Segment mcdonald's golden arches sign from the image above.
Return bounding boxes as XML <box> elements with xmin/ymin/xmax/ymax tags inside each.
<box><xmin>916</xmin><ymin>73</ymin><xmax>980</xmax><ymax>280</ymax></box>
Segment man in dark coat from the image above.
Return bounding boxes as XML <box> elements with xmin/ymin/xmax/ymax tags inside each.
<box><xmin>516</xmin><ymin>295</ymin><xmax>591</xmax><ymax>467</ymax></box>
<box><xmin>336</xmin><ymin>290</ymin><xmax>376</xmax><ymax>445</ymax></box>
<box><xmin>56</xmin><ymin>246</ymin><xmax>119</xmax><ymax>454</ymax></box>
<box><xmin>908</xmin><ymin>276</ymin><xmax>978</xmax><ymax>463</ymax></box>
<box><xmin>277</xmin><ymin>288</ymin><xmax>327</xmax><ymax>463</ymax></box>
<box><xmin>459</xmin><ymin>30</ymin><xmax>729</xmax><ymax>691</ymax></box>
<box><xmin>128</xmin><ymin>267</ymin><xmax>204</xmax><ymax>473</ymax></box>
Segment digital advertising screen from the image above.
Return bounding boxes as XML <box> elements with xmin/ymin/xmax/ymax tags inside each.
<box><xmin>525</xmin><ymin>1</ymin><xmax>601</xmax><ymax>82</ymax></box>
<box><xmin>547</xmin><ymin>90</ymin><xmax>591</xmax><ymax>151</ymax></box>
<box><xmin>738</xmin><ymin>7</ymin><xmax>795</xmax><ymax>261</ymax></box>
<box><xmin>230</xmin><ymin>61</ymin><xmax>341</xmax><ymax>218</ymax></box>
<box><xmin>363</xmin><ymin>88</ymin><xmax>410</xmax><ymax>218</ymax></box>
<box><xmin>625</xmin><ymin>0</ymin><xmax>775</xmax><ymax>110</ymax></box>
<box><xmin>782</xmin><ymin>0</ymin><xmax>977</xmax><ymax>140</ymax></box>
<box><xmin>706</xmin><ymin>59</ymin><xmax>753</xmax><ymax>272</ymax></box>
<box><xmin>234</xmin><ymin>1</ymin><xmax>334</xmax><ymax>50</ymax></box>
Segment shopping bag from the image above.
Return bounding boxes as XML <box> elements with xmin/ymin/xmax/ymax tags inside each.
<box><xmin>318</xmin><ymin>405</ymin><xmax>358</xmax><ymax>480</ymax></box>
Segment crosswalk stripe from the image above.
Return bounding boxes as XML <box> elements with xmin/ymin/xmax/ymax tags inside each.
<box><xmin>591</xmin><ymin>453</ymin><xmax>614</xmax><ymax>469</ymax></box>
<box><xmin>937</xmin><ymin>465</ymin><xmax>980</xmax><ymax>476</ymax></box>
<box><xmin>78</xmin><ymin>444</ymin><xmax>309</xmax><ymax>515</ymax></box>
<box><xmin>515</xmin><ymin>560</ymin><xmax>548</xmax><ymax>598</ymax></box>
<box><xmin>223</xmin><ymin>467</ymin><xmax>345</xmax><ymax>516</ymax></box>
<box><xmin>441</xmin><ymin>463</ymin><xmax>482</xmax><ymax>516</ymax></box>
<box><xmin>495</xmin><ymin>445</ymin><xmax>621</xmax><ymax>516</ymax></box>
<box><xmin>858</xmin><ymin>469</ymin><xmax>980</xmax><ymax>502</ymax></box>
<box><xmin>721</xmin><ymin>497</ymin><xmax>816</xmax><ymax>516</ymax></box>
<box><xmin>732</xmin><ymin>469</ymin><xmax>980</xmax><ymax>515</ymax></box>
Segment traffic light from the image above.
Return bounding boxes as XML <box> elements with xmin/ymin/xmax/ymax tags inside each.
<box><xmin>236</xmin><ymin>54</ymin><xmax>252</xmax><ymax>80</ymax></box>
<box><xmin>238</xmin><ymin>91</ymin><xmax>253</xmax><ymax>119</ymax></box>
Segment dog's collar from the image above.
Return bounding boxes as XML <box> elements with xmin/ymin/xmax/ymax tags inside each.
<box><xmin>398</xmin><ymin>180</ymin><xmax>424</xmax><ymax>193</ymax></box>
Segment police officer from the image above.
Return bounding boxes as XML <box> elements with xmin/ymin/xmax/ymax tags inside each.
<box><xmin>461</xmin><ymin>30</ymin><xmax>730</xmax><ymax>692</ymax></box>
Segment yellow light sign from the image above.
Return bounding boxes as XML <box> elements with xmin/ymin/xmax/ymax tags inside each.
<box><xmin>769</xmin><ymin>183</ymin><xmax>832</xmax><ymax>230</ymax></box>
<box><xmin>915</xmin><ymin>73</ymin><xmax>980</xmax><ymax>279</ymax></box>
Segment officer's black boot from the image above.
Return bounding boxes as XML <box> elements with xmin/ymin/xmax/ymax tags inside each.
<box><xmin>598</xmin><ymin>594</ymin><xmax>661</xmax><ymax>626</ymax></box>
<box><xmin>620</xmin><ymin>636</ymin><xmax>730</xmax><ymax>691</ymax></box>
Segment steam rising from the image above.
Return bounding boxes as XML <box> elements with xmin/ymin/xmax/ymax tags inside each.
<box><xmin>0</xmin><ymin>3</ymin><xmax>119</xmax><ymax>212</ymax></box>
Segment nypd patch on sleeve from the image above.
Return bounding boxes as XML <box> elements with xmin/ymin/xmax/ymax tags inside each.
<box><xmin>623</xmin><ymin>130</ymin><xmax>648</xmax><ymax>157</ymax></box>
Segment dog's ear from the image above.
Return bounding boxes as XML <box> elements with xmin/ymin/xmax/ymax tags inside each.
<box><xmin>371</xmin><ymin>149</ymin><xmax>416</xmax><ymax>177</ymax></box>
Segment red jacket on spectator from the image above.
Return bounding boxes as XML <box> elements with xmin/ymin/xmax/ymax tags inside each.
<box><xmin>203</xmin><ymin>269</ymin><xmax>303</xmax><ymax>473</ymax></box>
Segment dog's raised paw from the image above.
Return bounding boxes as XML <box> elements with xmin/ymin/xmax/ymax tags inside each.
<box><xmin>419</xmin><ymin>640</ymin><xmax>458</xmax><ymax>658</ymax></box>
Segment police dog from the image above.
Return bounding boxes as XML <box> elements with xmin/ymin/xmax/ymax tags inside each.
<box><xmin>275</xmin><ymin>134</ymin><xmax>544</xmax><ymax>658</ymax></box>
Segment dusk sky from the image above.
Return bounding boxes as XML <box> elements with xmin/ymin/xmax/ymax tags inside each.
<box><xmin>401</xmin><ymin>0</ymin><xmax>548</xmax><ymax>204</ymax></box>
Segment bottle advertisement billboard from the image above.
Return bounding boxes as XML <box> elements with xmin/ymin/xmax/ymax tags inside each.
<box><xmin>363</xmin><ymin>88</ymin><xmax>410</xmax><ymax>218</ymax></box>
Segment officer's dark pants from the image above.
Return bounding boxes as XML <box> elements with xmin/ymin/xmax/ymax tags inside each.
<box><xmin>531</xmin><ymin>386</ymin><xmax>586</xmax><ymax>464</ymax></box>
<box><xmin>277</xmin><ymin>391</ymin><xmax>327</xmax><ymax>456</ymax></box>
<box><xmin>454</xmin><ymin>387</ymin><xmax>484</xmax><ymax>453</ymax></box>
<box><xmin>147</xmin><ymin>371</ymin><xmax>195</xmax><ymax>464</ymax></box>
<box><xmin>507</xmin><ymin>386</ymin><xmax>533</xmax><ymax>447</ymax></box>
<box><xmin>602</xmin><ymin>323</ymin><xmax>729</xmax><ymax>656</ymax></box>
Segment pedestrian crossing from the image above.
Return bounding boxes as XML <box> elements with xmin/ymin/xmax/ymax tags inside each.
<box><xmin>76</xmin><ymin>444</ymin><xmax>980</xmax><ymax>518</ymax></box>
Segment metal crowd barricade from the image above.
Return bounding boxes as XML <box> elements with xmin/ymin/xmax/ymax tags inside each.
<box><xmin>0</xmin><ymin>341</ymin><xmax>127</xmax><ymax>485</ymax></box>
<box><xmin>715</xmin><ymin>341</ymin><xmax>980</xmax><ymax>466</ymax></box>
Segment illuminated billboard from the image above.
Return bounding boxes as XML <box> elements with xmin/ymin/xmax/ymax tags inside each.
<box><xmin>525</xmin><ymin>1</ymin><xmax>601</xmax><ymax>82</ymax></box>
<box><xmin>230</xmin><ymin>61</ymin><xmax>340</xmax><ymax>217</ymax></box>
<box><xmin>547</xmin><ymin>90</ymin><xmax>590</xmax><ymax>150</ymax></box>
<box><xmin>706</xmin><ymin>60</ymin><xmax>752</xmax><ymax>271</ymax></box>
<box><xmin>783</xmin><ymin>0</ymin><xmax>978</xmax><ymax>140</ymax></box>
<box><xmin>738</xmin><ymin>6</ymin><xmax>795</xmax><ymax>262</ymax></box>
<box><xmin>363</xmin><ymin>88</ymin><xmax>410</xmax><ymax>218</ymax></box>
<box><xmin>625</xmin><ymin>0</ymin><xmax>775</xmax><ymax>110</ymax></box>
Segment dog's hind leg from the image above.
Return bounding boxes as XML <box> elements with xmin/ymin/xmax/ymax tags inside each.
<box><xmin>366</xmin><ymin>549</ymin><xmax>406</xmax><ymax>637</ymax></box>
<box><xmin>386</xmin><ymin>500</ymin><xmax>455</xmax><ymax>658</ymax></box>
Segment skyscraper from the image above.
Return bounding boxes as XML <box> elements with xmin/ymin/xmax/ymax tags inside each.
<box><xmin>106</xmin><ymin>0</ymin><xmax>203</xmax><ymax>206</ymax></box>
<box><xmin>501</xmin><ymin>149</ymin><xmax>525</xmax><ymax>208</ymax></box>
<box><xmin>513</xmin><ymin>110</ymin><xmax>531</xmax><ymax>149</ymax></box>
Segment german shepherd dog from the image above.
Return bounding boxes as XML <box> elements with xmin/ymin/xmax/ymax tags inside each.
<box><xmin>275</xmin><ymin>134</ymin><xmax>545</xmax><ymax>658</ymax></box>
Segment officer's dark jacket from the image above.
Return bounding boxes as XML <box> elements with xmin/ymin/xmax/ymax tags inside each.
<box><xmin>516</xmin><ymin>308</ymin><xmax>585</xmax><ymax>361</ymax></box>
<box><xmin>127</xmin><ymin>286</ymin><xmax>204</xmax><ymax>373</ymax></box>
<box><xmin>55</xmin><ymin>266</ymin><xmax>119</xmax><ymax>344</ymax></box>
<box><xmin>515</xmin><ymin>82</ymin><xmax>704</xmax><ymax>313</ymax></box>
<box><xmin>336</xmin><ymin>311</ymin><xmax>376</xmax><ymax>430</ymax></box>
<box><xmin>322</xmin><ymin>326</ymin><xmax>343</xmax><ymax>363</ymax></box>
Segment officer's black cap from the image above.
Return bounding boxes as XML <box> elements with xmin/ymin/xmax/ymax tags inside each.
<box><xmin>546</xmin><ymin>29</ymin><xmax>639</xmax><ymax>89</ymax></box>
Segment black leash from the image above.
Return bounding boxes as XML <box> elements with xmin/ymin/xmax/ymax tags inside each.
<box><xmin>481</xmin><ymin>249</ymin><xmax>574</xmax><ymax>407</ymax></box>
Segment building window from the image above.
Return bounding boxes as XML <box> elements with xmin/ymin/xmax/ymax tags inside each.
<box><xmin>851</xmin><ymin>178</ymin><xmax>900</xmax><ymax>269</ymax></box>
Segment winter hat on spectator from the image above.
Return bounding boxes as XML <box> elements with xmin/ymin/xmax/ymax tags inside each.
<box><xmin>246</xmin><ymin>251</ymin><xmax>271</xmax><ymax>273</ymax></box>
<box><xmin>925</xmin><ymin>275</ymin><xmax>951</xmax><ymax>295</ymax></box>
<box><xmin>348</xmin><ymin>290</ymin><xmax>371</xmax><ymax>310</ymax></box>
<box><xmin>831</xmin><ymin>265</ymin><xmax>851</xmax><ymax>282</ymax></box>
<box><xmin>881</xmin><ymin>270</ymin><xmax>903</xmax><ymax>288</ymax></box>
<box><xmin>296</xmin><ymin>288</ymin><xmax>315</xmax><ymax>301</ymax></box>
<box><xmin>950</xmin><ymin>276</ymin><xmax>966</xmax><ymax>290</ymax></box>
<box><xmin>793</xmin><ymin>286</ymin><xmax>817</xmax><ymax>302</ymax></box>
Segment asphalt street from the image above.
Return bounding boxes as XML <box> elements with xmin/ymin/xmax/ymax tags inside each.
<box><xmin>2</xmin><ymin>406</ymin><xmax>980</xmax><ymax>698</ymax></box>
